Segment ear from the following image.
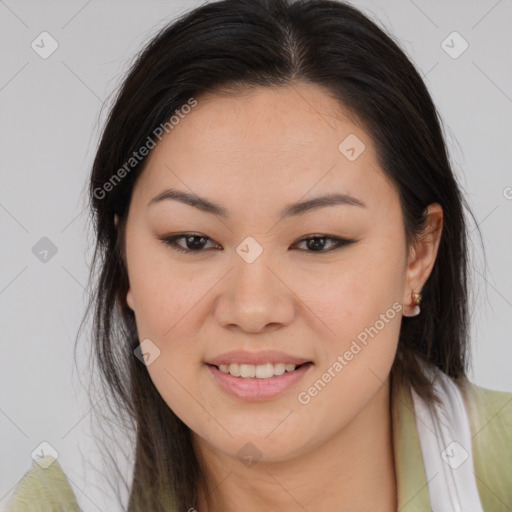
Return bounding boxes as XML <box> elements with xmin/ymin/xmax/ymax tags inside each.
<box><xmin>114</xmin><ymin>214</ymin><xmax>134</xmax><ymax>310</ymax></box>
<box><xmin>402</xmin><ymin>203</ymin><xmax>443</xmax><ymax>314</ymax></box>
<box><xmin>126</xmin><ymin>288</ymin><xmax>134</xmax><ymax>311</ymax></box>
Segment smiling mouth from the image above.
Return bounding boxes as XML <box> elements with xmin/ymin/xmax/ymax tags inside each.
<box><xmin>207</xmin><ymin>362</ymin><xmax>313</xmax><ymax>379</ymax></box>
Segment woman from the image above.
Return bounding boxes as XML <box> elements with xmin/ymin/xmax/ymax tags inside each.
<box><xmin>7</xmin><ymin>0</ymin><xmax>512</xmax><ymax>510</ymax></box>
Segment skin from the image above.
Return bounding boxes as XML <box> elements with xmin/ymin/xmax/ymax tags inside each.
<box><xmin>117</xmin><ymin>83</ymin><xmax>443</xmax><ymax>511</ymax></box>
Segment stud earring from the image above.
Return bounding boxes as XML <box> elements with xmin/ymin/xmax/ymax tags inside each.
<box><xmin>404</xmin><ymin>291</ymin><xmax>422</xmax><ymax>317</ymax></box>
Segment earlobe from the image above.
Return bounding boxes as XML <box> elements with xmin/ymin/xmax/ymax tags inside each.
<box><xmin>126</xmin><ymin>289</ymin><xmax>134</xmax><ymax>310</ymax></box>
<box><xmin>114</xmin><ymin>214</ymin><xmax>119</xmax><ymax>228</ymax></box>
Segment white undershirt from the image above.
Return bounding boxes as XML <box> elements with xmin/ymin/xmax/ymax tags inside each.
<box><xmin>410</xmin><ymin>369</ymin><xmax>484</xmax><ymax>511</ymax></box>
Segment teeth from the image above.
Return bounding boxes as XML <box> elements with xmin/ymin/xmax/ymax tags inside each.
<box><xmin>273</xmin><ymin>363</ymin><xmax>286</xmax><ymax>375</ymax></box>
<box><xmin>217</xmin><ymin>362</ymin><xmax>299</xmax><ymax>379</ymax></box>
<box><xmin>229</xmin><ymin>363</ymin><xmax>240</xmax><ymax>377</ymax></box>
<box><xmin>240</xmin><ymin>364</ymin><xmax>256</xmax><ymax>378</ymax></box>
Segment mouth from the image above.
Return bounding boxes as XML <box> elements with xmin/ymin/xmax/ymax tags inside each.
<box><xmin>205</xmin><ymin>361</ymin><xmax>314</xmax><ymax>401</ymax></box>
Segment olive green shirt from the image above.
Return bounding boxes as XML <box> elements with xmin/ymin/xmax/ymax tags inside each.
<box><xmin>6</xmin><ymin>376</ymin><xmax>512</xmax><ymax>511</ymax></box>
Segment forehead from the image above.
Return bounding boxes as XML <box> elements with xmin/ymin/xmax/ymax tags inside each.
<box><xmin>132</xmin><ymin>84</ymin><xmax>396</xmax><ymax>213</ymax></box>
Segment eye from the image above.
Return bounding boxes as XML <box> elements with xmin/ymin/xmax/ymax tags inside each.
<box><xmin>292</xmin><ymin>235</ymin><xmax>357</xmax><ymax>252</ymax></box>
<box><xmin>161</xmin><ymin>233</ymin><xmax>220</xmax><ymax>253</ymax></box>
<box><xmin>160</xmin><ymin>233</ymin><xmax>357</xmax><ymax>254</ymax></box>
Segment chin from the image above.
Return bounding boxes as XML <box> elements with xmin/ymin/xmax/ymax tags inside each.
<box><xmin>199</xmin><ymin>428</ymin><xmax>311</xmax><ymax>466</ymax></box>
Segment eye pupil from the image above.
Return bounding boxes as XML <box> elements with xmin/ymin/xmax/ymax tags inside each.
<box><xmin>187</xmin><ymin>235</ymin><xmax>207</xmax><ymax>250</ymax></box>
<box><xmin>306</xmin><ymin>237</ymin><xmax>327</xmax><ymax>251</ymax></box>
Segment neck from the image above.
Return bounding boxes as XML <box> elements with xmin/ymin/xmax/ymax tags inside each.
<box><xmin>194</xmin><ymin>378</ymin><xmax>397</xmax><ymax>512</ymax></box>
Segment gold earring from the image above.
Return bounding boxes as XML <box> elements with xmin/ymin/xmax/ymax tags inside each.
<box><xmin>404</xmin><ymin>291</ymin><xmax>422</xmax><ymax>317</ymax></box>
<box><xmin>412</xmin><ymin>292</ymin><xmax>422</xmax><ymax>305</ymax></box>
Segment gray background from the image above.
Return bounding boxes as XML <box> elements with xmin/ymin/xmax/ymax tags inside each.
<box><xmin>1</xmin><ymin>0</ymin><xmax>511</xmax><ymax>510</ymax></box>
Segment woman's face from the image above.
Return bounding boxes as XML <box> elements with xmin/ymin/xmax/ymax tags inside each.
<box><xmin>121</xmin><ymin>84</ymin><xmax>438</xmax><ymax>464</ymax></box>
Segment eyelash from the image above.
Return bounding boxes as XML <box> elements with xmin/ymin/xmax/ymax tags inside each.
<box><xmin>160</xmin><ymin>233</ymin><xmax>357</xmax><ymax>254</ymax></box>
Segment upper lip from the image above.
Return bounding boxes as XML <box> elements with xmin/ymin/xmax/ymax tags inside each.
<box><xmin>206</xmin><ymin>350</ymin><xmax>312</xmax><ymax>366</ymax></box>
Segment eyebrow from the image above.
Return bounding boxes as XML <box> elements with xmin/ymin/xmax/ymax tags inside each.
<box><xmin>148</xmin><ymin>187</ymin><xmax>366</xmax><ymax>219</ymax></box>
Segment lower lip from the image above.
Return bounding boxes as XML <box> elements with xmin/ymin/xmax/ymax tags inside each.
<box><xmin>206</xmin><ymin>363</ymin><xmax>313</xmax><ymax>401</ymax></box>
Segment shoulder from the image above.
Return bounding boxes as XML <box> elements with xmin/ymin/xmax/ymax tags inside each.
<box><xmin>6</xmin><ymin>455</ymin><xmax>82</xmax><ymax>512</ymax></box>
<box><xmin>459</xmin><ymin>378</ymin><xmax>512</xmax><ymax>442</ymax></box>
<box><xmin>458</xmin><ymin>379</ymin><xmax>512</xmax><ymax>510</ymax></box>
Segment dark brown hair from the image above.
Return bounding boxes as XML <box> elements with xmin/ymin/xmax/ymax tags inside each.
<box><xmin>79</xmin><ymin>0</ymin><xmax>480</xmax><ymax>509</ymax></box>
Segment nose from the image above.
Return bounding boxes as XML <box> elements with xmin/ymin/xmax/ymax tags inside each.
<box><xmin>214</xmin><ymin>250</ymin><xmax>296</xmax><ymax>334</ymax></box>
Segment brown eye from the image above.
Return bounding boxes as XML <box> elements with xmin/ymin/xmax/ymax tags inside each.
<box><xmin>293</xmin><ymin>235</ymin><xmax>357</xmax><ymax>253</ymax></box>
<box><xmin>161</xmin><ymin>234</ymin><xmax>219</xmax><ymax>253</ymax></box>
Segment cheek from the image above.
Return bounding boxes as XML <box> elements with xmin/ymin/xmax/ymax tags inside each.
<box><xmin>125</xmin><ymin>244</ymin><xmax>213</xmax><ymax>414</ymax></box>
<box><xmin>294</xmin><ymin>237</ymin><xmax>405</xmax><ymax>418</ymax></box>
<box><xmin>290</xmin><ymin>261</ymin><xmax>404</xmax><ymax>446</ymax></box>
<box><xmin>127</xmin><ymin>243</ymin><xmax>204</xmax><ymax>339</ymax></box>
<box><xmin>293</xmin><ymin>242</ymin><xmax>405</xmax><ymax>342</ymax></box>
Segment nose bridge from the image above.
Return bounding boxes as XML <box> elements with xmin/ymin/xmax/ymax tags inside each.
<box><xmin>215</xmin><ymin>240</ymin><xmax>295</xmax><ymax>332</ymax></box>
<box><xmin>236</xmin><ymin>248</ymin><xmax>276</xmax><ymax>300</ymax></box>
